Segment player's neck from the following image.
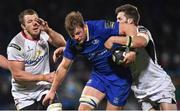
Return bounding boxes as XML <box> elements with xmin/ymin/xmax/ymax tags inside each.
<box><xmin>22</xmin><ymin>30</ymin><xmax>40</xmax><ymax>41</ymax></box>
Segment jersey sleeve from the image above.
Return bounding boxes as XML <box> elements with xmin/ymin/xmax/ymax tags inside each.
<box><xmin>7</xmin><ymin>42</ymin><xmax>24</xmax><ymax>61</ymax></box>
<box><xmin>63</xmin><ymin>38</ymin><xmax>76</xmax><ymax>60</ymax></box>
<box><xmin>137</xmin><ymin>26</ymin><xmax>150</xmax><ymax>44</ymax></box>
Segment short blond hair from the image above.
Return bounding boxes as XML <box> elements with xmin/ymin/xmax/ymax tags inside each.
<box><xmin>65</xmin><ymin>11</ymin><xmax>84</xmax><ymax>37</ymax></box>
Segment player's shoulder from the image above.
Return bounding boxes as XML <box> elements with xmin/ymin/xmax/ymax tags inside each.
<box><xmin>86</xmin><ymin>20</ymin><xmax>104</xmax><ymax>24</ymax></box>
<box><xmin>86</xmin><ymin>20</ymin><xmax>105</xmax><ymax>35</ymax></box>
<box><xmin>86</xmin><ymin>20</ymin><xmax>116</xmax><ymax>33</ymax></box>
<box><xmin>8</xmin><ymin>32</ymin><xmax>25</xmax><ymax>50</ymax></box>
<box><xmin>86</xmin><ymin>20</ymin><xmax>111</xmax><ymax>27</ymax></box>
<box><xmin>9</xmin><ymin>32</ymin><xmax>24</xmax><ymax>44</ymax></box>
<box><xmin>137</xmin><ymin>25</ymin><xmax>150</xmax><ymax>33</ymax></box>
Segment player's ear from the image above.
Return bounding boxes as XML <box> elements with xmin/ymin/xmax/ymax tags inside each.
<box><xmin>21</xmin><ymin>24</ymin><xmax>26</xmax><ymax>30</ymax></box>
<box><xmin>127</xmin><ymin>18</ymin><xmax>134</xmax><ymax>24</ymax></box>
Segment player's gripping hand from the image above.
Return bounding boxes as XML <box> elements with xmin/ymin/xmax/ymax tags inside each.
<box><xmin>37</xmin><ymin>18</ymin><xmax>50</xmax><ymax>32</ymax></box>
<box><xmin>44</xmin><ymin>71</ymin><xmax>55</xmax><ymax>83</ymax></box>
<box><xmin>123</xmin><ymin>51</ymin><xmax>136</xmax><ymax>65</ymax></box>
<box><xmin>112</xmin><ymin>48</ymin><xmax>136</xmax><ymax>66</ymax></box>
<box><xmin>42</xmin><ymin>90</ymin><xmax>56</xmax><ymax>106</ymax></box>
<box><xmin>53</xmin><ymin>47</ymin><xmax>65</xmax><ymax>63</ymax></box>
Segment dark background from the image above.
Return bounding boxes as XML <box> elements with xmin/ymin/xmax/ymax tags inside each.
<box><xmin>0</xmin><ymin>0</ymin><xmax>180</xmax><ymax>110</ymax></box>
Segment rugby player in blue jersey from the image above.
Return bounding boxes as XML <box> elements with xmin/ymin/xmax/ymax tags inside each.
<box><xmin>43</xmin><ymin>11</ymin><xmax>140</xmax><ymax>110</ymax></box>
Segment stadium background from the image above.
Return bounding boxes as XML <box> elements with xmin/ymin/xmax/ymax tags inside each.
<box><xmin>0</xmin><ymin>0</ymin><xmax>180</xmax><ymax>110</ymax></box>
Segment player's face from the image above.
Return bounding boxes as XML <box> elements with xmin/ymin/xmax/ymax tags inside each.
<box><xmin>23</xmin><ymin>14</ymin><xmax>41</xmax><ymax>39</ymax></box>
<box><xmin>72</xmin><ymin>26</ymin><xmax>86</xmax><ymax>44</ymax></box>
<box><xmin>116</xmin><ymin>12</ymin><xmax>128</xmax><ymax>23</ymax></box>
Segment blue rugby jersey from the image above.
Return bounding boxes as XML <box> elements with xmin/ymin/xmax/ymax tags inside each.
<box><xmin>64</xmin><ymin>20</ymin><xmax>131</xmax><ymax>79</ymax></box>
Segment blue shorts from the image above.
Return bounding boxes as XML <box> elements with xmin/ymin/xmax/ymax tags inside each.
<box><xmin>86</xmin><ymin>72</ymin><xmax>132</xmax><ymax>106</ymax></box>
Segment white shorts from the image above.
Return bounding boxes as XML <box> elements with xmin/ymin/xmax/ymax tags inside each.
<box><xmin>134</xmin><ymin>76</ymin><xmax>176</xmax><ymax>111</ymax></box>
<box><xmin>140</xmin><ymin>90</ymin><xmax>176</xmax><ymax>111</ymax></box>
<box><xmin>15</xmin><ymin>90</ymin><xmax>49</xmax><ymax>110</ymax></box>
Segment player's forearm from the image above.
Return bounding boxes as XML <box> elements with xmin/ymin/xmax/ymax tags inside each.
<box><xmin>12</xmin><ymin>71</ymin><xmax>46</xmax><ymax>82</ymax></box>
<box><xmin>110</xmin><ymin>36</ymin><xmax>127</xmax><ymax>46</ymax></box>
<box><xmin>46</xmin><ymin>28</ymin><xmax>66</xmax><ymax>47</ymax></box>
<box><xmin>50</xmin><ymin>66</ymin><xmax>67</xmax><ymax>93</ymax></box>
<box><xmin>110</xmin><ymin>36</ymin><xmax>147</xmax><ymax>48</ymax></box>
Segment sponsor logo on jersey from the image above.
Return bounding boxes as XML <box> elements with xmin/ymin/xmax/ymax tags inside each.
<box><xmin>105</xmin><ymin>21</ymin><xmax>115</xmax><ymax>29</ymax></box>
<box><xmin>25</xmin><ymin>52</ymin><xmax>48</xmax><ymax>65</ymax></box>
<box><xmin>9</xmin><ymin>43</ymin><xmax>21</xmax><ymax>51</ymax></box>
<box><xmin>92</xmin><ymin>39</ymin><xmax>99</xmax><ymax>45</ymax></box>
<box><xmin>113</xmin><ymin>97</ymin><xmax>119</xmax><ymax>104</ymax></box>
<box><xmin>88</xmin><ymin>49</ymin><xmax>108</xmax><ymax>60</ymax></box>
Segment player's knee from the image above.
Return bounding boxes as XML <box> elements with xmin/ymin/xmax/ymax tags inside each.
<box><xmin>79</xmin><ymin>95</ymin><xmax>99</xmax><ymax>109</ymax></box>
<box><xmin>47</xmin><ymin>103</ymin><xmax>62</xmax><ymax>111</ymax></box>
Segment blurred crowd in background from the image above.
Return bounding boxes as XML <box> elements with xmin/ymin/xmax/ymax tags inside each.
<box><xmin>0</xmin><ymin>0</ymin><xmax>180</xmax><ymax>110</ymax></box>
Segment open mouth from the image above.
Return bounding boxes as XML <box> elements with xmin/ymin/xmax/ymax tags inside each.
<box><xmin>33</xmin><ymin>27</ymin><xmax>39</xmax><ymax>32</ymax></box>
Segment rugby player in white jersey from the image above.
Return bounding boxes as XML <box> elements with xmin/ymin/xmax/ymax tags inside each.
<box><xmin>104</xmin><ymin>4</ymin><xmax>177</xmax><ymax>111</ymax></box>
<box><xmin>7</xmin><ymin>9</ymin><xmax>65</xmax><ymax>110</ymax></box>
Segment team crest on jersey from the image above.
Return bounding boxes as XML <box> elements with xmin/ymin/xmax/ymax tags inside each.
<box><xmin>105</xmin><ymin>21</ymin><xmax>115</xmax><ymax>29</ymax></box>
<box><xmin>9</xmin><ymin>43</ymin><xmax>21</xmax><ymax>51</ymax></box>
<box><xmin>92</xmin><ymin>39</ymin><xmax>99</xmax><ymax>45</ymax></box>
<box><xmin>27</xmin><ymin>46</ymin><xmax>33</xmax><ymax>52</ymax></box>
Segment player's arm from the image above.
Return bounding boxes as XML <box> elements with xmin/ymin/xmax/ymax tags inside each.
<box><xmin>38</xmin><ymin>18</ymin><xmax>66</xmax><ymax>47</ymax></box>
<box><xmin>0</xmin><ymin>55</ymin><xmax>9</xmax><ymax>70</ymax></box>
<box><xmin>46</xmin><ymin>28</ymin><xmax>66</xmax><ymax>47</ymax></box>
<box><xmin>119</xmin><ymin>23</ymin><xmax>149</xmax><ymax>48</ymax></box>
<box><xmin>9</xmin><ymin>60</ymin><xmax>54</xmax><ymax>82</ymax></box>
<box><xmin>53</xmin><ymin>47</ymin><xmax>65</xmax><ymax>63</ymax></box>
<box><xmin>43</xmin><ymin>57</ymin><xmax>73</xmax><ymax>105</ymax></box>
<box><xmin>105</xmin><ymin>23</ymin><xmax>149</xmax><ymax>49</ymax></box>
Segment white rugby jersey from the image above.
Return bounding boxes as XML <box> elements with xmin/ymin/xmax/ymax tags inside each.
<box><xmin>7</xmin><ymin>31</ymin><xmax>51</xmax><ymax>108</ymax></box>
<box><xmin>130</xmin><ymin>26</ymin><xmax>175</xmax><ymax>99</ymax></box>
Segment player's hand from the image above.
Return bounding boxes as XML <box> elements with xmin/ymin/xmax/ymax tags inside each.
<box><xmin>44</xmin><ymin>71</ymin><xmax>55</xmax><ymax>83</ymax></box>
<box><xmin>42</xmin><ymin>90</ymin><xmax>56</xmax><ymax>106</ymax></box>
<box><xmin>104</xmin><ymin>37</ymin><xmax>113</xmax><ymax>50</ymax></box>
<box><xmin>123</xmin><ymin>51</ymin><xmax>136</xmax><ymax>65</ymax></box>
<box><xmin>37</xmin><ymin>18</ymin><xmax>50</xmax><ymax>32</ymax></box>
<box><xmin>53</xmin><ymin>47</ymin><xmax>65</xmax><ymax>63</ymax></box>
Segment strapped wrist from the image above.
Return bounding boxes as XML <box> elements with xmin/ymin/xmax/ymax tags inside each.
<box><xmin>126</xmin><ymin>36</ymin><xmax>133</xmax><ymax>47</ymax></box>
